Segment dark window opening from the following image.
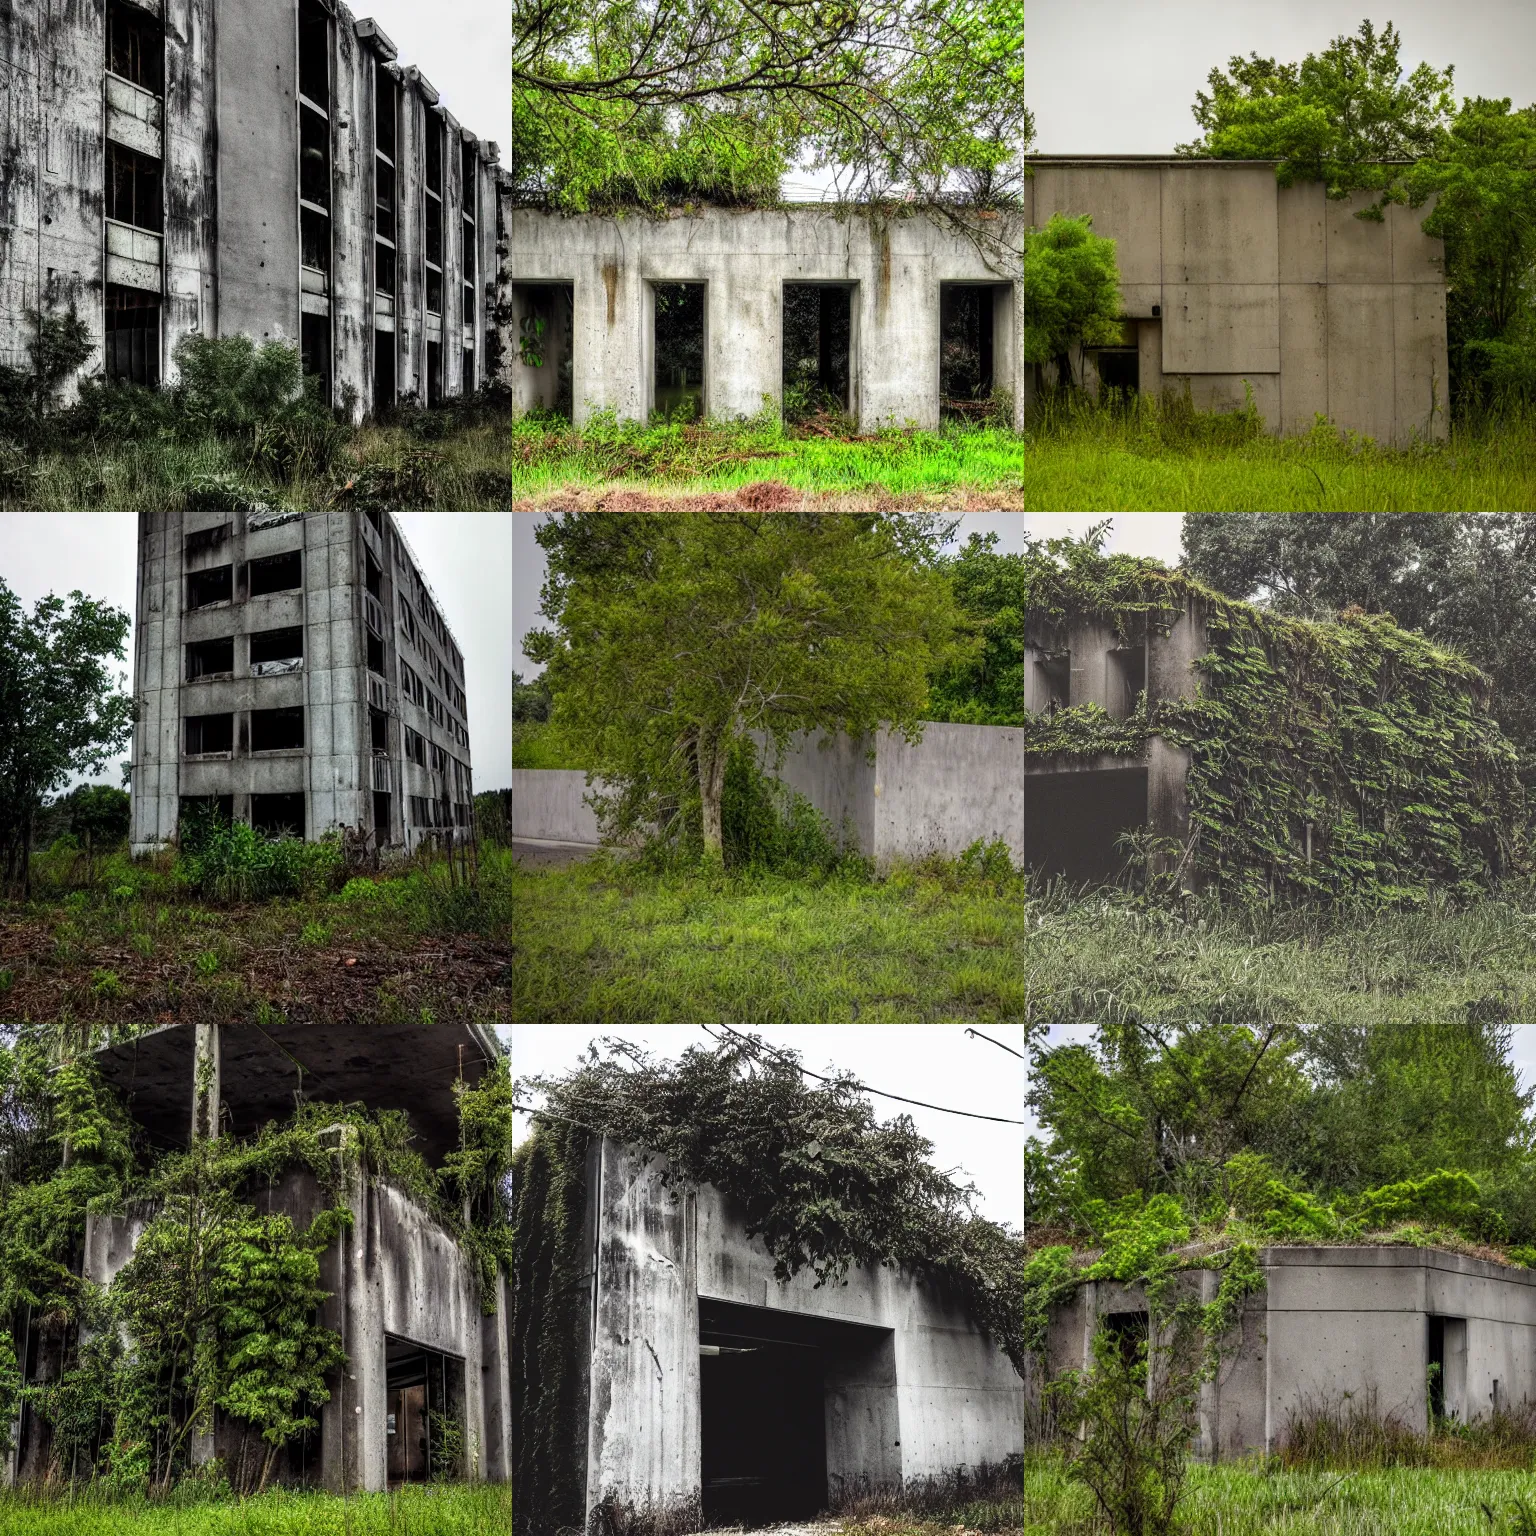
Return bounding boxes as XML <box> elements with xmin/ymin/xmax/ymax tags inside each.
<box><xmin>251</xmin><ymin>707</ymin><xmax>305</xmax><ymax>752</ymax></box>
<box><xmin>782</xmin><ymin>284</ymin><xmax>851</xmax><ymax>420</ymax></box>
<box><xmin>365</xmin><ymin>550</ymin><xmax>383</xmax><ymax>599</ymax></box>
<box><xmin>375</xmin><ymin>242</ymin><xmax>397</xmax><ymax>299</ymax></box>
<box><xmin>1097</xmin><ymin>348</ymin><xmax>1139</xmax><ymax>400</ymax></box>
<box><xmin>939</xmin><ymin>284</ymin><xmax>996</xmax><ymax>416</ymax></box>
<box><xmin>249</xmin><ymin>625</ymin><xmax>304</xmax><ymax>666</ymax></box>
<box><xmin>367</xmin><ymin>631</ymin><xmax>385</xmax><ymax>675</ymax></box>
<box><xmin>373</xmin><ymin>330</ymin><xmax>395</xmax><ymax>412</ymax></box>
<box><xmin>425</xmin><ymin>191</ymin><xmax>442</xmax><ymax>263</ymax></box>
<box><xmin>187</xmin><ymin>565</ymin><xmax>233</xmax><ymax>609</ymax></box>
<box><xmin>1031</xmin><ymin>653</ymin><xmax>1070</xmax><ymax>710</ymax></box>
<box><xmin>105</xmin><ymin>286</ymin><xmax>160</xmax><ymax>388</ymax></box>
<box><xmin>385</xmin><ymin>1337</ymin><xmax>462</xmax><ymax>1486</ymax></box>
<box><xmin>186</xmin><ymin>637</ymin><xmax>234</xmax><ymax>680</ymax></box>
<box><xmin>300</xmin><ymin>313</ymin><xmax>331</xmax><ymax>405</ymax></box>
<box><xmin>426</xmin><ymin>267</ymin><xmax>443</xmax><ymax>317</ymax></box>
<box><xmin>653</xmin><ymin>282</ymin><xmax>705</xmax><ymax>422</ymax></box>
<box><xmin>513</xmin><ymin>282</ymin><xmax>573</xmax><ymax>420</ymax></box>
<box><xmin>462</xmin><ymin>282</ymin><xmax>475</xmax><ymax>327</ymax></box>
<box><xmin>370</xmin><ymin>709</ymin><xmax>388</xmax><ymax>752</ymax></box>
<box><xmin>427</xmin><ymin>342</ymin><xmax>442</xmax><ymax>408</ymax></box>
<box><xmin>106</xmin><ymin>141</ymin><xmax>162</xmax><ymax>232</ymax></box>
<box><xmin>300</xmin><ymin>107</ymin><xmax>330</xmax><ymax>209</ymax></box>
<box><xmin>1108</xmin><ymin>645</ymin><xmax>1146</xmax><ymax>720</ymax></box>
<box><xmin>250</xmin><ymin>550</ymin><xmax>303</xmax><ymax>596</ymax></box>
<box><xmin>425</xmin><ymin>115</ymin><xmax>444</xmax><ymax>198</ymax></box>
<box><xmin>300</xmin><ymin>206</ymin><xmax>330</xmax><ymax>275</ymax></box>
<box><xmin>179</xmin><ymin>794</ymin><xmax>233</xmax><ymax>826</ymax></box>
<box><xmin>365</xmin><ymin>510</ymin><xmax>383</xmax><ymax>534</ymax></box>
<box><xmin>185</xmin><ymin>713</ymin><xmax>234</xmax><ymax>756</ymax></box>
<box><xmin>251</xmin><ymin>792</ymin><xmax>305</xmax><ymax>839</ymax></box>
<box><xmin>374</xmin><ymin>62</ymin><xmax>396</xmax><ymax>160</ymax></box>
<box><xmin>298</xmin><ymin>0</ymin><xmax>329</xmax><ymax>109</ymax></box>
<box><xmin>107</xmin><ymin>0</ymin><xmax>164</xmax><ymax>93</ymax></box>
<box><xmin>1103</xmin><ymin>1311</ymin><xmax>1150</xmax><ymax>1371</ymax></box>
<box><xmin>461</xmin><ymin>350</ymin><xmax>474</xmax><ymax>398</ymax></box>
<box><xmin>373</xmin><ymin>790</ymin><xmax>392</xmax><ymax>837</ymax></box>
<box><xmin>1025</xmin><ymin>767</ymin><xmax>1148</xmax><ymax>887</ymax></box>
<box><xmin>460</xmin><ymin>143</ymin><xmax>476</xmax><ymax>214</ymax></box>
<box><xmin>184</xmin><ymin>522</ymin><xmax>230</xmax><ymax>559</ymax></box>
<box><xmin>375</xmin><ymin>161</ymin><xmax>395</xmax><ymax>244</ymax></box>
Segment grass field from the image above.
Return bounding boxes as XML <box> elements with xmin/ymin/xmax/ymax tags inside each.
<box><xmin>0</xmin><ymin>1485</ymin><xmax>511</xmax><ymax>1536</ymax></box>
<box><xmin>512</xmin><ymin>409</ymin><xmax>1026</xmax><ymax>507</ymax></box>
<box><xmin>1023</xmin><ymin>391</ymin><xmax>1536</xmax><ymax>511</ymax></box>
<box><xmin>8</xmin><ymin>416</ymin><xmax>511</xmax><ymax>511</ymax></box>
<box><xmin>1027</xmin><ymin>1453</ymin><xmax>1536</xmax><ymax>1535</ymax></box>
<box><xmin>512</xmin><ymin>853</ymin><xmax>1025</xmax><ymax>1021</ymax></box>
<box><xmin>1023</xmin><ymin>884</ymin><xmax>1536</xmax><ymax>1025</ymax></box>
<box><xmin>0</xmin><ymin>844</ymin><xmax>512</xmax><ymax>1026</ymax></box>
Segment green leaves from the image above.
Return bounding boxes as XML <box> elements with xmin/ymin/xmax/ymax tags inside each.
<box><xmin>1022</xmin><ymin>215</ymin><xmax>1124</xmax><ymax>369</ymax></box>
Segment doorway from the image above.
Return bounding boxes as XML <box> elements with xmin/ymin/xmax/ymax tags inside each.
<box><xmin>385</xmin><ymin>1337</ymin><xmax>464</xmax><ymax>1485</ymax></box>
<box><xmin>653</xmin><ymin>282</ymin><xmax>706</xmax><ymax>421</ymax></box>
<box><xmin>939</xmin><ymin>284</ymin><xmax>996</xmax><ymax>416</ymax></box>
<box><xmin>782</xmin><ymin>284</ymin><xmax>852</xmax><ymax>421</ymax></box>
<box><xmin>1024</xmin><ymin>767</ymin><xmax>1148</xmax><ymax>885</ymax></box>
<box><xmin>1096</xmin><ymin>348</ymin><xmax>1140</xmax><ymax>399</ymax></box>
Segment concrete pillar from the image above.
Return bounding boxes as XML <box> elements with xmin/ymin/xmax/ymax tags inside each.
<box><xmin>480</xmin><ymin>1267</ymin><xmax>513</xmax><ymax>1481</ymax></box>
<box><xmin>1146</xmin><ymin>737</ymin><xmax>1193</xmax><ymax>884</ymax></box>
<box><xmin>710</xmin><ymin>269</ymin><xmax>780</xmax><ymax>420</ymax></box>
<box><xmin>573</xmin><ymin>250</ymin><xmax>645</xmax><ymax>427</ymax></box>
<box><xmin>859</xmin><ymin>229</ymin><xmax>939</xmax><ymax>430</ymax></box>
<box><xmin>585</xmin><ymin>1138</ymin><xmax>700</xmax><ymax>1523</ymax></box>
<box><xmin>191</xmin><ymin>1022</ymin><xmax>221</xmax><ymax>1143</ymax></box>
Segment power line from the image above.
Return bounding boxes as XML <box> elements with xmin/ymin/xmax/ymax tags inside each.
<box><xmin>705</xmin><ymin>1025</ymin><xmax>1027</xmax><ymax>1125</ymax></box>
<box><xmin>966</xmin><ymin>1028</ymin><xmax>1025</xmax><ymax>1061</ymax></box>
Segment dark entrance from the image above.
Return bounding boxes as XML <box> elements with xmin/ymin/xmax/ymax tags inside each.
<box><xmin>1097</xmin><ymin>348</ymin><xmax>1139</xmax><ymax>398</ymax></box>
<box><xmin>653</xmin><ymin>282</ymin><xmax>705</xmax><ymax>420</ymax></box>
<box><xmin>782</xmin><ymin>284</ymin><xmax>851</xmax><ymax>420</ymax></box>
<box><xmin>939</xmin><ymin>284</ymin><xmax>996</xmax><ymax>416</ymax></box>
<box><xmin>1024</xmin><ymin>767</ymin><xmax>1148</xmax><ymax>886</ymax></box>
<box><xmin>385</xmin><ymin>1336</ymin><xmax>463</xmax><ymax>1485</ymax></box>
<box><xmin>105</xmin><ymin>285</ymin><xmax>161</xmax><ymax>387</ymax></box>
<box><xmin>250</xmin><ymin>792</ymin><xmax>305</xmax><ymax>838</ymax></box>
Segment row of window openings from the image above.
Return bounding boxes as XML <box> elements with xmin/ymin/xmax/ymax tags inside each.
<box><xmin>187</xmin><ymin>628</ymin><xmax>302</xmax><ymax>680</ymax></box>
<box><xmin>411</xmin><ymin>796</ymin><xmax>471</xmax><ymax>830</ymax></box>
<box><xmin>185</xmin><ymin>708</ymin><xmax>304</xmax><ymax>756</ymax></box>
<box><xmin>181</xmin><ymin>794</ymin><xmax>308</xmax><ymax>840</ymax></box>
<box><xmin>188</xmin><ymin>551</ymin><xmax>302</xmax><ymax>609</ymax></box>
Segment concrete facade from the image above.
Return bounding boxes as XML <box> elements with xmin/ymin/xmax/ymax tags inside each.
<box><xmin>512</xmin><ymin>722</ymin><xmax>1025</xmax><ymax>868</ymax></box>
<box><xmin>131</xmin><ymin>511</ymin><xmax>473</xmax><ymax>855</ymax></box>
<box><xmin>1035</xmin><ymin>1247</ymin><xmax>1536</xmax><ymax>1457</ymax></box>
<box><xmin>1023</xmin><ymin>158</ymin><xmax>1449</xmax><ymax>445</ymax></box>
<box><xmin>0</xmin><ymin>0</ymin><xmax>501</xmax><ymax>417</ymax></box>
<box><xmin>505</xmin><ymin>205</ymin><xmax>1025</xmax><ymax>432</ymax></box>
<box><xmin>581</xmin><ymin>1137</ymin><xmax>1022</xmax><ymax>1522</ymax></box>
<box><xmin>1025</xmin><ymin>595</ymin><xmax>1205</xmax><ymax>883</ymax></box>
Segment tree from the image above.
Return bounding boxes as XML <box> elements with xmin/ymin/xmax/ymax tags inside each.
<box><xmin>1181</xmin><ymin>513</ymin><xmax>1536</xmax><ymax>779</ymax></box>
<box><xmin>522</xmin><ymin>512</ymin><xmax>968</xmax><ymax>860</ymax></box>
<box><xmin>0</xmin><ymin>581</ymin><xmax>133</xmax><ymax>898</ymax></box>
<box><xmin>1022</xmin><ymin>214</ymin><xmax>1124</xmax><ymax>387</ymax></box>
<box><xmin>926</xmin><ymin>531</ymin><xmax>1025</xmax><ymax>725</ymax></box>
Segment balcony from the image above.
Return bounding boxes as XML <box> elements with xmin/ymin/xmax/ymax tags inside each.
<box><xmin>105</xmin><ymin>73</ymin><xmax>162</xmax><ymax>158</ymax></box>
<box><xmin>105</xmin><ymin>219</ymin><xmax>161</xmax><ymax>293</ymax></box>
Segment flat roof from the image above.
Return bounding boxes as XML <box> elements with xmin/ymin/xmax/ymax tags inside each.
<box><xmin>93</xmin><ymin>1022</ymin><xmax>504</xmax><ymax>1163</ymax></box>
<box><xmin>1025</xmin><ymin>155</ymin><xmax>1282</xmax><ymax>165</ymax></box>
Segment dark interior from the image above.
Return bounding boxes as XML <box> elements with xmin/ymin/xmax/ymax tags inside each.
<box><xmin>105</xmin><ymin>285</ymin><xmax>161</xmax><ymax>387</ymax></box>
<box><xmin>1024</xmin><ymin>767</ymin><xmax>1148</xmax><ymax>886</ymax></box>
<box><xmin>250</xmin><ymin>706</ymin><xmax>305</xmax><ymax>752</ymax></box>
<box><xmin>179</xmin><ymin>794</ymin><xmax>233</xmax><ymax>826</ymax></box>
<box><xmin>782</xmin><ymin>284</ymin><xmax>851</xmax><ymax>417</ymax></box>
<box><xmin>186</xmin><ymin>636</ymin><xmax>234</xmax><ymax>680</ymax></box>
<box><xmin>184</xmin><ymin>523</ymin><xmax>231</xmax><ymax>558</ymax></box>
<box><xmin>654</xmin><ymin>282</ymin><xmax>705</xmax><ymax>420</ymax></box>
<box><xmin>1103</xmin><ymin>1310</ymin><xmax>1149</xmax><ymax>1369</ymax></box>
<box><xmin>385</xmin><ymin>1337</ymin><xmax>460</xmax><ymax>1485</ymax></box>
<box><xmin>250</xmin><ymin>792</ymin><xmax>305</xmax><ymax>838</ymax></box>
<box><xmin>939</xmin><ymin>284</ymin><xmax>996</xmax><ymax>412</ymax></box>
<box><xmin>250</xmin><ymin>626</ymin><xmax>304</xmax><ymax>666</ymax></box>
<box><xmin>185</xmin><ymin>712</ymin><xmax>233</xmax><ymax>755</ymax></box>
<box><xmin>250</xmin><ymin>550</ymin><xmax>303</xmax><ymax>596</ymax></box>
<box><xmin>188</xmin><ymin>566</ymin><xmax>232</xmax><ymax>609</ymax></box>
<box><xmin>1097</xmin><ymin>348</ymin><xmax>1139</xmax><ymax>396</ymax></box>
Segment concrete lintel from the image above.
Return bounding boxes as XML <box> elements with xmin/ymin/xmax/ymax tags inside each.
<box><xmin>406</xmin><ymin>67</ymin><xmax>439</xmax><ymax>105</ymax></box>
<box><xmin>352</xmin><ymin>17</ymin><xmax>398</xmax><ymax>58</ymax></box>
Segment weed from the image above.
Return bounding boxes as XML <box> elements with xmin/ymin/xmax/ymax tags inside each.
<box><xmin>90</xmin><ymin>968</ymin><xmax>125</xmax><ymax>998</ymax></box>
<box><xmin>194</xmin><ymin>950</ymin><xmax>220</xmax><ymax>976</ymax></box>
<box><xmin>298</xmin><ymin>921</ymin><xmax>330</xmax><ymax>947</ymax></box>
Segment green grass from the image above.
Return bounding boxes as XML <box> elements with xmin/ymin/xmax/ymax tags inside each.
<box><xmin>512</xmin><ymin>854</ymin><xmax>1025</xmax><ymax>1021</ymax></box>
<box><xmin>1023</xmin><ymin>884</ymin><xmax>1536</xmax><ymax>1025</ymax></box>
<box><xmin>1027</xmin><ymin>1453</ymin><xmax>1536</xmax><ymax>1535</ymax></box>
<box><xmin>513</xmin><ymin>408</ymin><xmax>1026</xmax><ymax>502</ymax></box>
<box><xmin>1023</xmin><ymin>391</ymin><xmax>1536</xmax><ymax>511</ymax></box>
<box><xmin>0</xmin><ymin>1484</ymin><xmax>512</xmax><ymax>1536</ymax></box>
<box><xmin>8</xmin><ymin>418</ymin><xmax>511</xmax><ymax>511</ymax></box>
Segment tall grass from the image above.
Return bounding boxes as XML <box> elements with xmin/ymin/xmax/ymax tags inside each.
<box><xmin>1023</xmin><ymin>388</ymin><xmax>1536</xmax><ymax>511</ymax></box>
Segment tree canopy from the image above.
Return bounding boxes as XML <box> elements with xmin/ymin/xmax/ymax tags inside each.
<box><xmin>1022</xmin><ymin>215</ymin><xmax>1124</xmax><ymax>386</ymax></box>
<box><xmin>522</xmin><ymin>512</ymin><xmax>969</xmax><ymax>858</ymax></box>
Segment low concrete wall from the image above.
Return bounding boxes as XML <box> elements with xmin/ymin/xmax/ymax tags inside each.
<box><xmin>513</xmin><ymin>723</ymin><xmax>1023</xmax><ymax>866</ymax></box>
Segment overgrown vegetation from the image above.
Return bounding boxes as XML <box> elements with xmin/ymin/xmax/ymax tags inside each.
<box><xmin>1025</xmin><ymin>528</ymin><xmax>1525</xmax><ymax>903</ymax></box>
<box><xmin>513</xmin><ymin>1034</ymin><xmax>1023</xmax><ymax>1536</ymax></box>
<box><xmin>1</xmin><ymin>334</ymin><xmax>510</xmax><ymax>511</ymax></box>
<box><xmin>513</xmin><ymin>407</ymin><xmax>1025</xmax><ymax>504</ymax></box>
<box><xmin>0</xmin><ymin>1029</ymin><xmax>512</xmax><ymax>1498</ymax></box>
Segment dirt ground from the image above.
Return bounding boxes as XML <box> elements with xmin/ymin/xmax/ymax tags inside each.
<box><xmin>516</xmin><ymin>480</ymin><xmax>1024</xmax><ymax>510</ymax></box>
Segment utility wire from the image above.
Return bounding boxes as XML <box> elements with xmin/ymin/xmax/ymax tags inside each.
<box><xmin>705</xmin><ymin>1025</ymin><xmax>1027</xmax><ymax>1125</ymax></box>
<box><xmin>965</xmin><ymin>1028</ymin><xmax>1026</xmax><ymax>1061</ymax></box>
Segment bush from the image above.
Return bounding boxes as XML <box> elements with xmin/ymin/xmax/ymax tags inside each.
<box><xmin>178</xmin><ymin>815</ymin><xmax>343</xmax><ymax>904</ymax></box>
<box><xmin>720</xmin><ymin>741</ymin><xmax>857</xmax><ymax>876</ymax></box>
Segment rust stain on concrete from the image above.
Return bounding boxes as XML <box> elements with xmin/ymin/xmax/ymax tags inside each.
<box><xmin>602</xmin><ymin>260</ymin><xmax>619</xmax><ymax>326</ymax></box>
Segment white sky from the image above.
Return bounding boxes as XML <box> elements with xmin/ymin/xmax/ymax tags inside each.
<box><xmin>1027</xmin><ymin>1</ymin><xmax>1536</xmax><ymax>156</ymax></box>
<box><xmin>515</xmin><ymin>512</ymin><xmax>1026</xmax><ymax>679</ymax></box>
<box><xmin>0</xmin><ymin>512</ymin><xmax>512</xmax><ymax>794</ymax></box>
<box><xmin>513</xmin><ymin>1024</ymin><xmax>1025</xmax><ymax>1228</ymax></box>
<box><xmin>356</xmin><ymin>0</ymin><xmax>510</xmax><ymax>149</ymax></box>
<box><xmin>1024</xmin><ymin>513</ymin><xmax>1185</xmax><ymax>567</ymax></box>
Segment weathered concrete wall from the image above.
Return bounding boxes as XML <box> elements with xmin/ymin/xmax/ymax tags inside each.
<box><xmin>1023</xmin><ymin>158</ymin><xmax>1448</xmax><ymax>445</ymax></box>
<box><xmin>507</xmin><ymin>206</ymin><xmax>1024</xmax><ymax>431</ymax></box>
<box><xmin>511</xmin><ymin>768</ymin><xmax>605</xmax><ymax>843</ymax></box>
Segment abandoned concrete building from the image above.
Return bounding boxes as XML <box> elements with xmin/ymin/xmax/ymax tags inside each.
<box><xmin>1030</xmin><ymin>1246</ymin><xmax>1536</xmax><ymax>1456</ymax></box>
<box><xmin>4</xmin><ymin>1021</ymin><xmax>511</xmax><ymax>1492</ymax></box>
<box><xmin>1023</xmin><ymin>158</ymin><xmax>1450</xmax><ymax>446</ymax></box>
<box><xmin>130</xmin><ymin>511</ymin><xmax>474</xmax><ymax>856</ymax></box>
<box><xmin>506</xmin><ymin>206</ymin><xmax>1026</xmax><ymax>432</ymax></box>
<box><xmin>532</xmin><ymin>1136</ymin><xmax>1023</xmax><ymax>1526</ymax></box>
<box><xmin>0</xmin><ymin>0</ymin><xmax>504</xmax><ymax>415</ymax></box>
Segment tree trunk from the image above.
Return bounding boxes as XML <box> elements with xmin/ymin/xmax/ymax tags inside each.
<box><xmin>21</xmin><ymin>803</ymin><xmax>32</xmax><ymax>902</ymax></box>
<box><xmin>697</xmin><ymin>727</ymin><xmax>729</xmax><ymax>858</ymax></box>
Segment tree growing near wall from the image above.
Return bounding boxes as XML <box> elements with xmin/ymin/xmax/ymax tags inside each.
<box><xmin>521</xmin><ymin>512</ymin><xmax>968</xmax><ymax>862</ymax></box>
<box><xmin>1022</xmin><ymin>214</ymin><xmax>1124</xmax><ymax>390</ymax></box>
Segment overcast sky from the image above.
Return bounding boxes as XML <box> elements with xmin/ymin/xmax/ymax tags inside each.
<box><xmin>1027</xmin><ymin>1</ymin><xmax>1536</xmax><ymax>155</ymax></box>
<box><xmin>513</xmin><ymin>1024</ymin><xmax>1024</xmax><ymax>1227</ymax></box>
<box><xmin>515</xmin><ymin>512</ymin><xmax>1026</xmax><ymax>679</ymax></box>
<box><xmin>1024</xmin><ymin>513</ymin><xmax>1184</xmax><ymax>566</ymax></box>
<box><xmin>0</xmin><ymin>512</ymin><xmax>511</xmax><ymax>794</ymax></box>
<box><xmin>355</xmin><ymin>0</ymin><xmax>509</xmax><ymax>148</ymax></box>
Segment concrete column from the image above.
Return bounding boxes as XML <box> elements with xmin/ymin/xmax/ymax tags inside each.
<box><xmin>191</xmin><ymin>1022</ymin><xmax>221</xmax><ymax>1143</ymax></box>
<box><xmin>859</xmin><ymin>234</ymin><xmax>939</xmax><ymax>429</ymax></box>
<box><xmin>585</xmin><ymin>1138</ymin><xmax>700</xmax><ymax>1523</ymax></box>
<box><xmin>480</xmin><ymin>1268</ymin><xmax>513</xmax><ymax>1480</ymax></box>
<box><xmin>709</xmin><ymin>269</ymin><xmax>780</xmax><ymax>420</ymax></box>
<box><xmin>1146</xmin><ymin>737</ymin><xmax>1193</xmax><ymax>884</ymax></box>
<box><xmin>573</xmin><ymin>249</ymin><xmax>645</xmax><ymax>426</ymax></box>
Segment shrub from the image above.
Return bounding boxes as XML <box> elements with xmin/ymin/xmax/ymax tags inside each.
<box><xmin>178</xmin><ymin>815</ymin><xmax>343</xmax><ymax>904</ymax></box>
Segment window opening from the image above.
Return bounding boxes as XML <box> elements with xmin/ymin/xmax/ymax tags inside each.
<box><xmin>939</xmin><ymin>284</ymin><xmax>996</xmax><ymax>419</ymax></box>
<box><xmin>106</xmin><ymin>142</ymin><xmax>162</xmax><ymax>232</ymax></box>
<box><xmin>251</xmin><ymin>792</ymin><xmax>306</xmax><ymax>838</ymax></box>
<box><xmin>249</xmin><ymin>550</ymin><xmax>303</xmax><ymax>596</ymax></box>
<box><xmin>105</xmin><ymin>286</ymin><xmax>160</xmax><ymax>387</ymax></box>
<box><xmin>187</xmin><ymin>566</ymin><xmax>232</xmax><ymax>609</ymax></box>
<box><xmin>298</xmin><ymin>0</ymin><xmax>329</xmax><ymax>109</ymax></box>
<box><xmin>185</xmin><ymin>714</ymin><xmax>234</xmax><ymax>756</ymax></box>
<box><xmin>782</xmin><ymin>284</ymin><xmax>851</xmax><ymax>421</ymax></box>
<box><xmin>249</xmin><ymin>625</ymin><xmax>304</xmax><ymax>669</ymax></box>
<box><xmin>373</xmin><ymin>790</ymin><xmax>392</xmax><ymax>837</ymax></box>
<box><xmin>370</xmin><ymin>709</ymin><xmax>388</xmax><ymax>752</ymax></box>
<box><xmin>367</xmin><ymin>632</ymin><xmax>385</xmax><ymax>675</ymax></box>
<box><xmin>653</xmin><ymin>282</ymin><xmax>705</xmax><ymax>421</ymax></box>
<box><xmin>426</xmin><ymin>341</ymin><xmax>442</xmax><ymax>408</ymax></box>
<box><xmin>251</xmin><ymin>707</ymin><xmax>305</xmax><ymax>752</ymax></box>
<box><xmin>107</xmin><ymin>0</ymin><xmax>163</xmax><ymax>93</ymax></box>
<box><xmin>1024</xmin><ymin>768</ymin><xmax>1149</xmax><ymax>886</ymax></box>
<box><xmin>186</xmin><ymin>637</ymin><xmax>234</xmax><ymax>680</ymax></box>
<box><xmin>184</xmin><ymin>523</ymin><xmax>230</xmax><ymax>559</ymax></box>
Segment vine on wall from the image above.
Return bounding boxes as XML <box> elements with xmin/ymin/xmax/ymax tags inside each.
<box><xmin>1025</xmin><ymin>539</ymin><xmax>1526</xmax><ymax>901</ymax></box>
